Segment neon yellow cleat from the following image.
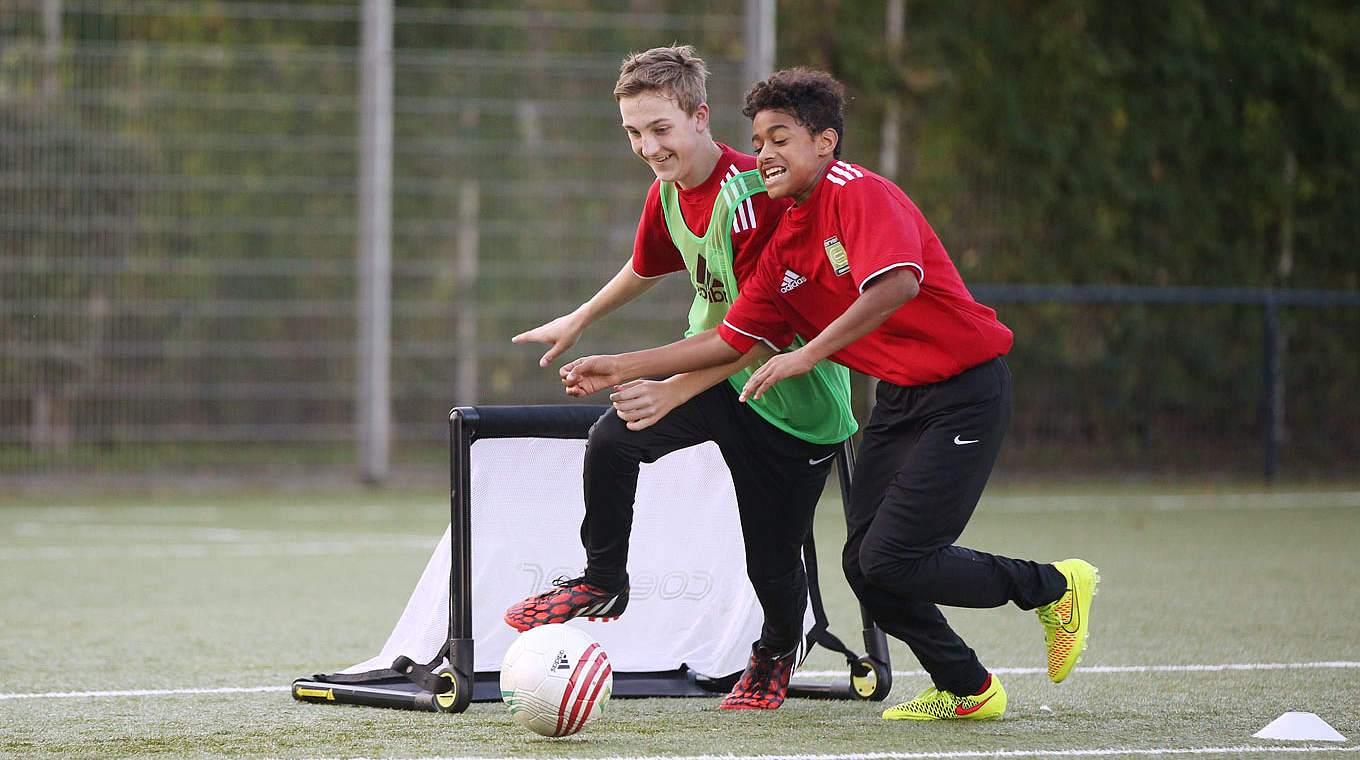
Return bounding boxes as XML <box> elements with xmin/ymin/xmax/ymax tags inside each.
<box><xmin>1037</xmin><ymin>558</ymin><xmax>1099</xmax><ymax>683</ymax></box>
<box><xmin>881</xmin><ymin>673</ymin><xmax>1006</xmax><ymax>721</ymax></box>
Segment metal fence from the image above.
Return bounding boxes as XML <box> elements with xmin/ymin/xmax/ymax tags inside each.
<box><xmin>1</xmin><ymin>1</ymin><xmax>755</xmax><ymax>486</ymax></box>
<box><xmin>2</xmin><ymin>1</ymin><xmax>1356</xmax><ymax>488</ymax></box>
<box><xmin>977</xmin><ymin>286</ymin><xmax>1360</xmax><ymax>481</ymax></box>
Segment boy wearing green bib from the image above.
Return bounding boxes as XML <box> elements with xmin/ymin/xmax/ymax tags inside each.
<box><xmin>505</xmin><ymin>47</ymin><xmax>856</xmax><ymax>710</ymax></box>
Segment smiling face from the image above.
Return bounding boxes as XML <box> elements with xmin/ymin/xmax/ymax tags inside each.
<box><xmin>619</xmin><ymin>91</ymin><xmax>717</xmax><ymax>189</ymax></box>
<box><xmin>751</xmin><ymin>109</ymin><xmax>838</xmax><ymax>204</ymax></box>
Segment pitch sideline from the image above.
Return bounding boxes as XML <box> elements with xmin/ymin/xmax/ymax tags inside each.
<box><xmin>261</xmin><ymin>746</ymin><xmax>1360</xmax><ymax>759</ymax></box>
<box><xmin>3</xmin><ymin>661</ymin><xmax>1358</xmax><ymax>702</ymax></box>
<box><xmin>798</xmin><ymin>661</ymin><xmax>1360</xmax><ymax>678</ymax></box>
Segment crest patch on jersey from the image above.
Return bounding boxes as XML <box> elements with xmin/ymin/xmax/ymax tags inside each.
<box><xmin>823</xmin><ymin>236</ymin><xmax>850</xmax><ymax>276</ymax></box>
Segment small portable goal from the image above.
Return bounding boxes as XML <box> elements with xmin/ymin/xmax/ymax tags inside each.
<box><xmin>292</xmin><ymin>404</ymin><xmax>891</xmax><ymax>712</ymax></box>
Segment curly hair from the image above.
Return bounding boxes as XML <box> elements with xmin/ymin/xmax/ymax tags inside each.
<box><xmin>742</xmin><ymin>68</ymin><xmax>845</xmax><ymax>158</ymax></box>
<box><xmin>614</xmin><ymin>45</ymin><xmax>709</xmax><ymax>115</ymax></box>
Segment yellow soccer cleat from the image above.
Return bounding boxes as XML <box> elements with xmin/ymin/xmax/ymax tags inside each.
<box><xmin>881</xmin><ymin>673</ymin><xmax>1006</xmax><ymax>721</ymax></box>
<box><xmin>1036</xmin><ymin>558</ymin><xmax>1099</xmax><ymax>683</ymax></box>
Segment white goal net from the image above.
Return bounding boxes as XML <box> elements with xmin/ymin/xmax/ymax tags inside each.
<box><xmin>340</xmin><ymin>436</ymin><xmax>812</xmax><ymax>679</ymax></box>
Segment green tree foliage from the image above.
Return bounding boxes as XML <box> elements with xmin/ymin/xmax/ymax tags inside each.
<box><xmin>779</xmin><ymin>0</ymin><xmax>1358</xmax><ymax>288</ymax></box>
<box><xmin>776</xmin><ymin>0</ymin><xmax>1358</xmax><ymax>474</ymax></box>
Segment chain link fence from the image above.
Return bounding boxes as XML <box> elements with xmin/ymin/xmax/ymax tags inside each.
<box><xmin>2</xmin><ymin>1</ymin><xmax>1356</xmax><ymax>488</ymax></box>
<box><xmin>2</xmin><ymin>1</ymin><xmax>754</xmax><ymax>486</ymax></box>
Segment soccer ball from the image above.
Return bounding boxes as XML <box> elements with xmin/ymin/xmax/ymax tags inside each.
<box><xmin>499</xmin><ymin>623</ymin><xmax>612</xmax><ymax>737</ymax></box>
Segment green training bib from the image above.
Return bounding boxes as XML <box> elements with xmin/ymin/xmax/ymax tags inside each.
<box><xmin>658</xmin><ymin>170</ymin><xmax>857</xmax><ymax>444</ymax></box>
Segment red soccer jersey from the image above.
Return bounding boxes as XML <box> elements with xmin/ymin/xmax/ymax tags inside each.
<box><xmin>630</xmin><ymin>143</ymin><xmax>790</xmax><ymax>287</ymax></box>
<box><xmin>719</xmin><ymin>160</ymin><xmax>1013</xmax><ymax>386</ymax></box>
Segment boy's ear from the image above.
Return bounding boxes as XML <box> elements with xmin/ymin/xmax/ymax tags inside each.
<box><xmin>816</xmin><ymin>127</ymin><xmax>839</xmax><ymax>157</ymax></box>
<box><xmin>693</xmin><ymin>102</ymin><xmax>710</xmax><ymax>132</ymax></box>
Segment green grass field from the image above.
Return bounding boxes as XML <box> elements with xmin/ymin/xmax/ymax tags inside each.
<box><xmin>2</xmin><ymin>484</ymin><xmax>1358</xmax><ymax>759</ymax></box>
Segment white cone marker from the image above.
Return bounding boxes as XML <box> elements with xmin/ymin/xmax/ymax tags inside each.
<box><xmin>1253</xmin><ymin>712</ymin><xmax>1347</xmax><ymax>742</ymax></box>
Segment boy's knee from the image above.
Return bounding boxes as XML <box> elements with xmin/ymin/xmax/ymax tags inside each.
<box><xmin>858</xmin><ymin>539</ymin><xmax>925</xmax><ymax>596</ymax></box>
<box><xmin>585</xmin><ymin>412</ymin><xmax>645</xmax><ymax>467</ymax></box>
<box><xmin>858</xmin><ymin>548</ymin><xmax>894</xmax><ymax>590</ymax></box>
<box><xmin>587</xmin><ymin>411</ymin><xmax>627</xmax><ymax>447</ymax></box>
<box><xmin>841</xmin><ymin>546</ymin><xmax>871</xmax><ymax>594</ymax></box>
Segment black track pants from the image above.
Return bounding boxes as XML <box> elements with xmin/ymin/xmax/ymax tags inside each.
<box><xmin>841</xmin><ymin>357</ymin><xmax>1067</xmax><ymax>695</ymax></box>
<box><xmin>580</xmin><ymin>380</ymin><xmax>839</xmax><ymax>652</ymax></box>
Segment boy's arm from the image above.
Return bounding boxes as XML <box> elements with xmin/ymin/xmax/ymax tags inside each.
<box><xmin>512</xmin><ymin>263</ymin><xmax>659</xmax><ymax>367</ymax></box>
<box><xmin>608</xmin><ymin>354</ymin><xmax>760</xmax><ymax>430</ymax></box>
<box><xmin>740</xmin><ymin>268</ymin><xmax>919</xmax><ymax>401</ymax></box>
<box><xmin>560</xmin><ymin>328</ymin><xmax>769</xmax><ymax>398</ymax></box>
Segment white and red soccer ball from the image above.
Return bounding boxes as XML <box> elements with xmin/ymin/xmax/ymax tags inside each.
<box><xmin>499</xmin><ymin>623</ymin><xmax>612</xmax><ymax>737</ymax></box>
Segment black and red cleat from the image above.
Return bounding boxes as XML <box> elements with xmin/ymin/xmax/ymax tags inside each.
<box><xmin>503</xmin><ymin>575</ymin><xmax>629</xmax><ymax>632</ymax></box>
<box><xmin>719</xmin><ymin>641</ymin><xmax>798</xmax><ymax>710</ymax></box>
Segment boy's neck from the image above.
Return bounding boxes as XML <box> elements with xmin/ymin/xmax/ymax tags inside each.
<box><xmin>793</xmin><ymin>155</ymin><xmax>838</xmax><ymax>206</ymax></box>
<box><xmin>675</xmin><ymin>138</ymin><xmax>724</xmax><ymax>190</ymax></box>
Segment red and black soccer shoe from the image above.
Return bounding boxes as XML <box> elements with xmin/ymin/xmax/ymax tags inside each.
<box><xmin>503</xmin><ymin>575</ymin><xmax>630</xmax><ymax>632</ymax></box>
<box><xmin>719</xmin><ymin>641</ymin><xmax>798</xmax><ymax>710</ymax></box>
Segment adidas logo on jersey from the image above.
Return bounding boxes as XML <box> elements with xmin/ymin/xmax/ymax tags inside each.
<box><xmin>780</xmin><ymin>269</ymin><xmax>807</xmax><ymax>293</ymax></box>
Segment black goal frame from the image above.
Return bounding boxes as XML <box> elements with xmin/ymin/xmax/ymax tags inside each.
<box><xmin>293</xmin><ymin>404</ymin><xmax>891</xmax><ymax>712</ymax></box>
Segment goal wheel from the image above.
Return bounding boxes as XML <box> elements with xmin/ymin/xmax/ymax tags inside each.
<box><xmin>432</xmin><ymin>671</ymin><xmax>472</xmax><ymax>713</ymax></box>
<box><xmin>851</xmin><ymin>655</ymin><xmax>892</xmax><ymax>701</ymax></box>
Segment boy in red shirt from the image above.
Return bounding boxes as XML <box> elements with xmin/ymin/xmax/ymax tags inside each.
<box><xmin>560</xmin><ymin>68</ymin><xmax>1098</xmax><ymax>721</ymax></box>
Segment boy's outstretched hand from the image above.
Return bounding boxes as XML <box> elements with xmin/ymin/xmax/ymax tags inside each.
<box><xmin>512</xmin><ymin>314</ymin><xmax>582</xmax><ymax>368</ymax></box>
<box><xmin>740</xmin><ymin>348</ymin><xmax>816</xmax><ymax>402</ymax></box>
<box><xmin>609</xmin><ymin>379</ymin><xmax>685</xmax><ymax>431</ymax></box>
<box><xmin>560</xmin><ymin>355</ymin><xmax>622</xmax><ymax>398</ymax></box>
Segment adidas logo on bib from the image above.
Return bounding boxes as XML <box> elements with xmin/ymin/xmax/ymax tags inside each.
<box><xmin>780</xmin><ymin>269</ymin><xmax>807</xmax><ymax>293</ymax></box>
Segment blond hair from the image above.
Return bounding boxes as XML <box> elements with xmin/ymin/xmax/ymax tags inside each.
<box><xmin>613</xmin><ymin>45</ymin><xmax>708</xmax><ymax>114</ymax></box>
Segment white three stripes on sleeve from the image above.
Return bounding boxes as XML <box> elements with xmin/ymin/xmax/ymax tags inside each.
<box><xmin>825</xmin><ymin>160</ymin><xmax>866</xmax><ymax>186</ymax></box>
<box><xmin>725</xmin><ymin>164</ymin><xmax>757</xmax><ymax>234</ymax></box>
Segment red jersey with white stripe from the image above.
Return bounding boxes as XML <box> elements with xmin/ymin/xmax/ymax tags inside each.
<box><xmin>719</xmin><ymin>160</ymin><xmax>1013</xmax><ymax>386</ymax></box>
<box><xmin>631</xmin><ymin>143</ymin><xmax>789</xmax><ymax>286</ymax></box>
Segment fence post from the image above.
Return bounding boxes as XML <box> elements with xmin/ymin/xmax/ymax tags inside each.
<box><xmin>1261</xmin><ymin>294</ymin><xmax>1283</xmax><ymax>481</ymax></box>
<box><xmin>744</xmin><ymin>0</ymin><xmax>776</xmax><ymax>91</ymax></box>
<box><xmin>357</xmin><ymin>0</ymin><xmax>394</xmax><ymax>483</ymax></box>
<box><xmin>879</xmin><ymin>0</ymin><xmax>905</xmax><ymax>179</ymax></box>
<box><xmin>455</xmin><ymin>181</ymin><xmax>480</xmax><ymax>406</ymax></box>
<box><xmin>41</xmin><ymin>0</ymin><xmax>62</xmax><ymax>95</ymax></box>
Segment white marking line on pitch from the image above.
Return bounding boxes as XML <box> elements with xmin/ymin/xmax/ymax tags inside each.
<box><xmin>799</xmin><ymin>661</ymin><xmax>1360</xmax><ymax>679</ymax></box>
<box><xmin>266</xmin><ymin>746</ymin><xmax>1360</xmax><ymax>760</ymax></box>
<box><xmin>0</xmin><ymin>537</ymin><xmax>436</xmax><ymax>561</ymax></box>
<box><xmin>978</xmin><ymin>490</ymin><xmax>1360</xmax><ymax>513</ymax></box>
<box><xmin>0</xmin><ymin>686</ymin><xmax>288</xmax><ymax>700</ymax></box>
<box><xmin>4</xmin><ymin>661</ymin><xmax>1358</xmax><ymax>702</ymax></box>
